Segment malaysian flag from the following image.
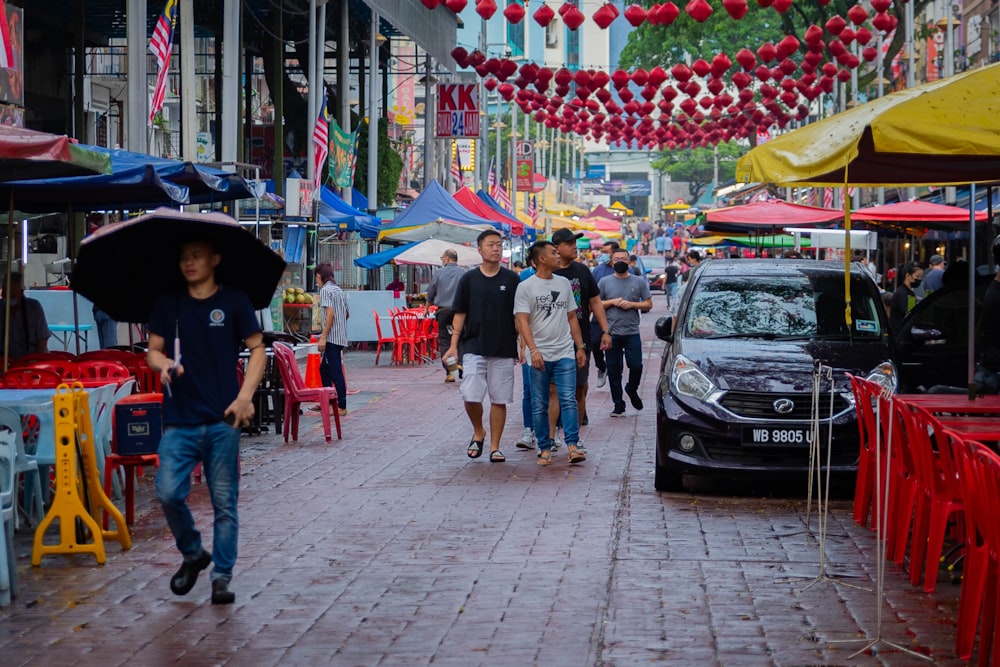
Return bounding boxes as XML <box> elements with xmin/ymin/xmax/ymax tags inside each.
<box><xmin>494</xmin><ymin>180</ymin><xmax>512</xmax><ymax>213</ymax></box>
<box><xmin>487</xmin><ymin>157</ymin><xmax>497</xmax><ymax>193</ymax></box>
<box><xmin>0</xmin><ymin>1</ymin><xmax>14</xmax><ymax>68</ymax></box>
<box><xmin>312</xmin><ymin>89</ymin><xmax>330</xmax><ymax>190</ymax></box>
<box><xmin>528</xmin><ymin>195</ymin><xmax>538</xmax><ymax>227</ymax></box>
<box><xmin>148</xmin><ymin>0</ymin><xmax>179</xmax><ymax>126</ymax></box>
<box><xmin>450</xmin><ymin>147</ymin><xmax>463</xmax><ymax>188</ymax></box>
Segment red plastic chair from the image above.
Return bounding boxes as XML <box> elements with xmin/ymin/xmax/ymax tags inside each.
<box><xmin>847</xmin><ymin>374</ymin><xmax>881</xmax><ymax>529</ymax></box>
<box><xmin>77</xmin><ymin>350</ymin><xmax>138</xmax><ymax>365</ymax></box>
<box><xmin>76</xmin><ymin>359</ymin><xmax>132</xmax><ymax>383</ymax></box>
<box><xmin>9</xmin><ymin>351</ymin><xmax>77</xmax><ymax>366</ymax></box>
<box><xmin>122</xmin><ymin>355</ymin><xmax>161</xmax><ymax>394</ymax></box>
<box><xmin>372</xmin><ymin>310</ymin><xmax>396</xmax><ymax>366</ymax></box>
<box><xmin>25</xmin><ymin>359</ymin><xmax>81</xmax><ymax>380</ymax></box>
<box><xmin>421</xmin><ymin>316</ymin><xmax>438</xmax><ymax>361</ymax></box>
<box><xmin>271</xmin><ymin>342</ymin><xmax>341</xmax><ymax>442</ymax></box>
<box><xmin>0</xmin><ymin>368</ymin><xmax>61</xmax><ymax>388</ymax></box>
<box><xmin>102</xmin><ymin>393</ymin><xmax>162</xmax><ymax>529</ymax></box>
<box><xmin>390</xmin><ymin>311</ymin><xmax>424</xmax><ymax>364</ymax></box>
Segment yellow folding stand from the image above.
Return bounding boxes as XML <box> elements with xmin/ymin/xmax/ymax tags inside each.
<box><xmin>32</xmin><ymin>384</ymin><xmax>131</xmax><ymax>566</ymax></box>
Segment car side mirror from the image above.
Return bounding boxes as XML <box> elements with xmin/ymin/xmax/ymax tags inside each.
<box><xmin>909</xmin><ymin>323</ymin><xmax>945</xmax><ymax>342</ymax></box>
<box><xmin>654</xmin><ymin>316</ymin><xmax>674</xmax><ymax>342</ymax></box>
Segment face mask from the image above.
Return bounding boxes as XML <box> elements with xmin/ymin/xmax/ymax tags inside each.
<box><xmin>613</xmin><ymin>261</ymin><xmax>630</xmax><ymax>274</ymax></box>
<box><xmin>911</xmin><ymin>278</ymin><xmax>922</xmax><ymax>288</ymax></box>
<box><xmin>597</xmin><ymin>253</ymin><xmax>609</xmax><ymax>265</ymax></box>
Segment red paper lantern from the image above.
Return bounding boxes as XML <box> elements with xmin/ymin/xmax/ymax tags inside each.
<box><xmin>771</xmin><ymin>0</ymin><xmax>791</xmax><ymax>13</ymax></box>
<box><xmin>689</xmin><ymin>59</ymin><xmax>709</xmax><ymax>78</ymax></box>
<box><xmin>840</xmin><ymin>28</ymin><xmax>856</xmax><ymax>45</ymax></box>
<box><xmin>618</xmin><ymin>87</ymin><xmax>634</xmax><ymax>103</ymax></box>
<box><xmin>499</xmin><ymin>59</ymin><xmax>518</xmax><ymax>80</ymax></box>
<box><xmin>533</xmin><ymin>2</ymin><xmax>556</xmax><ymax>26</ymax></box>
<box><xmin>871</xmin><ymin>11</ymin><xmax>895</xmax><ymax>32</ymax></box>
<box><xmin>657</xmin><ymin>2</ymin><xmax>680</xmax><ymax>25</ymax></box>
<box><xmin>735</xmin><ymin>48</ymin><xmax>757</xmax><ymax>71</ymax></box>
<box><xmin>592</xmin><ymin>70</ymin><xmax>610</xmax><ymax>88</ymax></box>
<box><xmin>554</xmin><ymin>67</ymin><xmax>573</xmax><ymax>86</ymax></box>
<box><xmin>710</xmin><ymin>53</ymin><xmax>732</xmax><ymax>77</ymax></box>
<box><xmin>803</xmin><ymin>24</ymin><xmax>824</xmax><ymax>46</ymax></box>
<box><xmin>661</xmin><ymin>85</ymin><xmax>678</xmax><ymax>101</ymax></box>
<box><xmin>846</xmin><ymin>4</ymin><xmax>868</xmax><ymax>25</ymax></box>
<box><xmin>756</xmin><ymin>42</ymin><xmax>777</xmax><ymax>63</ymax></box>
<box><xmin>731</xmin><ymin>71</ymin><xmax>752</xmax><ymax>89</ymax></box>
<box><xmin>803</xmin><ymin>51</ymin><xmax>824</xmax><ymax>68</ymax></box>
<box><xmin>871</xmin><ymin>0</ymin><xmax>891</xmax><ymax>12</ymax></box>
<box><xmin>684</xmin><ymin>81</ymin><xmax>701</xmax><ymax>96</ymax></box>
<box><xmin>562</xmin><ymin>4</ymin><xmax>585</xmax><ymax>29</ymax></box>
<box><xmin>574</xmin><ymin>69</ymin><xmax>591</xmax><ymax>87</ymax></box>
<box><xmin>754</xmin><ymin>65</ymin><xmax>772</xmax><ymax>82</ymax></box>
<box><xmin>855</xmin><ymin>27</ymin><xmax>873</xmax><ymax>45</ymax></box>
<box><xmin>641</xmin><ymin>84</ymin><xmax>658</xmax><ymax>101</ymax></box>
<box><xmin>836</xmin><ymin>68</ymin><xmax>851</xmax><ymax>83</ymax></box>
<box><xmin>592</xmin><ymin>3</ymin><xmax>619</xmax><ymax>29</ymax></box>
<box><xmin>707</xmin><ymin>77</ymin><xmax>725</xmax><ymax>94</ymax></box>
<box><xmin>738</xmin><ymin>88</ymin><xmax>755</xmax><ymax>103</ymax></box>
<box><xmin>444</xmin><ymin>0</ymin><xmax>467</xmax><ymax>12</ymax></box>
<box><xmin>821</xmin><ymin>62</ymin><xmax>837</xmax><ymax>77</ymax></box>
<box><xmin>611</xmin><ymin>69</ymin><xmax>631</xmax><ymax>88</ymax></box>
<box><xmin>780</xmin><ymin>91</ymin><xmax>797</xmax><ymax>107</ymax></box>
<box><xmin>670</xmin><ymin>63</ymin><xmax>693</xmax><ymax>82</ymax></box>
<box><xmin>779</xmin><ymin>58</ymin><xmax>797</xmax><ymax>75</ymax></box>
<box><xmin>483</xmin><ymin>58</ymin><xmax>501</xmax><ymax>75</ymax></box>
<box><xmin>756</xmin><ymin>0</ymin><xmax>773</xmax><ymax>8</ymax></box>
<box><xmin>420</xmin><ymin>0</ymin><xmax>439</xmax><ymax>8</ymax></box>
<box><xmin>685</xmin><ymin>0</ymin><xmax>713</xmax><ymax>22</ymax></box>
<box><xmin>475</xmin><ymin>0</ymin><xmax>497</xmax><ymax>19</ymax></box>
<box><xmin>498</xmin><ymin>83</ymin><xmax>515</xmax><ymax>99</ymax></box>
<box><xmin>862</xmin><ymin>46</ymin><xmax>877</xmax><ymax>62</ymax></box>
<box><xmin>776</xmin><ymin>35</ymin><xmax>800</xmax><ymax>59</ymax></box>
<box><xmin>451</xmin><ymin>47</ymin><xmax>469</xmax><ymax>68</ymax></box>
<box><xmin>623</xmin><ymin>3</ymin><xmax>647</xmax><ymax>26</ymax></box>
<box><xmin>722</xmin><ymin>0</ymin><xmax>748</xmax><ymax>19</ymax></box>
<box><xmin>825</xmin><ymin>15</ymin><xmax>846</xmax><ymax>36</ymax></box>
<box><xmin>631</xmin><ymin>67</ymin><xmax>649</xmax><ymax>86</ymax></box>
<box><xmin>503</xmin><ymin>2</ymin><xmax>525</xmax><ymax>23</ymax></box>
<box><xmin>648</xmin><ymin>66</ymin><xmax>668</xmax><ymax>86</ymax></box>
<box><xmin>484</xmin><ymin>78</ymin><xmax>498</xmax><ymax>91</ymax></box>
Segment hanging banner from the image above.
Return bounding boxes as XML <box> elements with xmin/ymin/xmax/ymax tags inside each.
<box><xmin>436</xmin><ymin>82</ymin><xmax>480</xmax><ymax>138</ymax></box>
<box><xmin>328</xmin><ymin>118</ymin><xmax>360</xmax><ymax>188</ymax></box>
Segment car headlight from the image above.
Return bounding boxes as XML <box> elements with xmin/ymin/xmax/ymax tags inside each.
<box><xmin>671</xmin><ymin>354</ymin><xmax>717</xmax><ymax>401</ymax></box>
<box><xmin>865</xmin><ymin>361</ymin><xmax>897</xmax><ymax>394</ymax></box>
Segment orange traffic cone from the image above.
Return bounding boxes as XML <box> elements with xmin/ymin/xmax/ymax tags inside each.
<box><xmin>304</xmin><ymin>336</ymin><xmax>322</xmax><ymax>388</ymax></box>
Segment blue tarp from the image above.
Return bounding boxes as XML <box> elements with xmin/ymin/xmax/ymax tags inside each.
<box><xmin>0</xmin><ymin>146</ymin><xmax>256</xmax><ymax>212</ymax></box>
<box><xmin>353</xmin><ymin>242</ymin><xmax>418</xmax><ymax>269</ymax></box>
<box><xmin>477</xmin><ymin>189</ymin><xmax>535</xmax><ymax>242</ymax></box>
<box><xmin>318</xmin><ymin>187</ymin><xmax>380</xmax><ymax>238</ymax></box>
<box><xmin>380</xmin><ymin>180</ymin><xmax>511</xmax><ymax>234</ymax></box>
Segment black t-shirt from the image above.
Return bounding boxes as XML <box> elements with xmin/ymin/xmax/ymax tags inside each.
<box><xmin>555</xmin><ymin>261</ymin><xmax>600</xmax><ymax>346</ymax></box>
<box><xmin>148</xmin><ymin>286</ymin><xmax>261</xmax><ymax>425</ymax></box>
<box><xmin>889</xmin><ymin>284</ymin><xmax>916</xmax><ymax>336</ymax></box>
<box><xmin>452</xmin><ymin>267</ymin><xmax>520</xmax><ymax>358</ymax></box>
<box><xmin>664</xmin><ymin>264</ymin><xmax>680</xmax><ymax>285</ymax></box>
<box><xmin>981</xmin><ymin>280</ymin><xmax>1000</xmax><ymax>368</ymax></box>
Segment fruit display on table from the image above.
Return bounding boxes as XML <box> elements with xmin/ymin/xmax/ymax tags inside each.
<box><xmin>283</xmin><ymin>287</ymin><xmax>313</xmax><ymax>305</ymax></box>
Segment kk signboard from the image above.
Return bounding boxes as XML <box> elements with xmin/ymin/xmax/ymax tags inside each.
<box><xmin>436</xmin><ymin>83</ymin><xmax>480</xmax><ymax>138</ymax></box>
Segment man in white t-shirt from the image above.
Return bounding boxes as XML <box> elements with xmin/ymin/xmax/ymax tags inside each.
<box><xmin>514</xmin><ymin>241</ymin><xmax>588</xmax><ymax>467</ymax></box>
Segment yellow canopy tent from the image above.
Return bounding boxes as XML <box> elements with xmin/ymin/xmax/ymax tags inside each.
<box><xmin>610</xmin><ymin>201</ymin><xmax>634</xmax><ymax>216</ymax></box>
<box><xmin>736</xmin><ymin>61</ymin><xmax>1000</xmax><ymax>395</ymax></box>
<box><xmin>549</xmin><ymin>216</ymin><xmax>595</xmax><ymax>231</ymax></box>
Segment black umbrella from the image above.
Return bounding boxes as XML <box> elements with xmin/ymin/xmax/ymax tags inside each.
<box><xmin>72</xmin><ymin>208</ymin><xmax>286</xmax><ymax>323</ymax></box>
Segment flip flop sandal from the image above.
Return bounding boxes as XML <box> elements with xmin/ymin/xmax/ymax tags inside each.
<box><xmin>568</xmin><ymin>445</ymin><xmax>587</xmax><ymax>464</ymax></box>
<box><xmin>537</xmin><ymin>450</ymin><xmax>553</xmax><ymax>466</ymax></box>
<box><xmin>467</xmin><ymin>440</ymin><xmax>484</xmax><ymax>459</ymax></box>
<box><xmin>490</xmin><ymin>449</ymin><xmax>506</xmax><ymax>463</ymax></box>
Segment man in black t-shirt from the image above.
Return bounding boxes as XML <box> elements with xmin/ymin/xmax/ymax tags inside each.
<box><xmin>981</xmin><ymin>237</ymin><xmax>1000</xmax><ymax>373</ymax></box>
<box><xmin>445</xmin><ymin>229</ymin><xmax>520</xmax><ymax>463</ymax></box>
<box><xmin>551</xmin><ymin>228</ymin><xmax>611</xmax><ymax>437</ymax></box>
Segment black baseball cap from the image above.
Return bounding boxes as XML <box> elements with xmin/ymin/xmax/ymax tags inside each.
<box><xmin>551</xmin><ymin>228</ymin><xmax>583</xmax><ymax>245</ymax></box>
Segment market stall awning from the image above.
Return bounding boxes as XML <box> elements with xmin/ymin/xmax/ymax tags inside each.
<box><xmin>353</xmin><ymin>242</ymin><xmax>417</xmax><ymax>269</ymax></box>
<box><xmin>453</xmin><ymin>187</ymin><xmax>524</xmax><ymax>234</ymax></box>
<box><xmin>381</xmin><ymin>219</ymin><xmax>494</xmax><ymax>244</ymax></box>
<box><xmin>851</xmin><ymin>200</ymin><xmax>989</xmax><ymax>225</ymax></box>
<box><xmin>0</xmin><ymin>125</ymin><xmax>111</xmax><ymax>182</ymax></box>
<box><xmin>318</xmin><ymin>186</ymin><xmax>381</xmax><ymax>238</ymax></box>
<box><xmin>702</xmin><ymin>199</ymin><xmax>843</xmax><ymax>233</ymax></box>
<box><xmin>380</xmin><ymin>180</ymin><xmax>515</xmax><ymax>236</ymax></box>
<box><xmin>393</xmin><ymin>239</ymin><xmax>482</xmax><ymax>267</ymax></box>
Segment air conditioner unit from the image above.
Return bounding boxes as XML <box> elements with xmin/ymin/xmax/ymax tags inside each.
<box><xmin>546</xmin><ymin>24</ymin><xmax>559</xmax><ymax>47</ymax></box>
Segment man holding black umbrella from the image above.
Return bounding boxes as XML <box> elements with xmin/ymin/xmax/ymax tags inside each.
<box><xmin>147</xmin><ymin>238</ymin><xmax>266</xmax><ymax>606</ymax></box>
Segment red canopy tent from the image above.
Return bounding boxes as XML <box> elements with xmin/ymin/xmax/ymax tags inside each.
<box><xmin>851</xmin><ymin>200</ymin><xmax>989</xmax><ymax>225</ymax></box>
<box><xmin>703</xmin><ymin>199</ymin><xmax>843</xmax><ymax>233</ymax></box>
<box><xmin>453</xmin><ymin>187</ymin><xmax>525</xmax><ymax>235</ymax></box>
<box><xmin>578</xmin><ymin>215</ymin><xmax>622</xmax><ymax>233</ymax></box>
<box><xmin>588</xmin><ymin>204</ymin><xmax>621</xmax><ymax>219</ymax></box>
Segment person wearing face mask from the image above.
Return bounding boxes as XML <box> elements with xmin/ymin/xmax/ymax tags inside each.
<box><xmin>889</xmin><ymin>261</ymin><xmax>923</xmax><ymax>337</ymax></box>
<box><xmin>598</xmin><ymin>248</ymin><xmax>652</xmax><ymax>417</ymax></box>
<box><xmin>590</xmin><ymin>241</ymin><xmax>619</xmax><ymax>388</ymax></box>
<box><xmin>0</xmin><ymin>271</ymin><xmax>50</xmax><ymax>360</ymax></box>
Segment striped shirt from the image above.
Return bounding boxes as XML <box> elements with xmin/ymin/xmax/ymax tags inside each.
<box><xmin>320</xmin><ymin>281</ymin><xmax>349</xmax><ymax>347</ymax></box>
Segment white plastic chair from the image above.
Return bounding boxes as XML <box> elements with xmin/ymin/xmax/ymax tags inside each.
<box><xmin>0</xmin><ymin>406</ymin><xmax>42</xmax><ymax>529</ymax></box>
<box><xmin>0</xmin><ymin>420</ymin><xmax>18</xmax><ymax>606</ymax></box>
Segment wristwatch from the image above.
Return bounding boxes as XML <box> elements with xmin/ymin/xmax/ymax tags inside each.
<box><xmin>576</xmin><ymin>343</ymin><xmax>587</xmax><ymax>350</ymax></box>
<box><xmin>602</xmin><ymin>330</ymin><xmax>611</xmax><ymax>335</ymax></box>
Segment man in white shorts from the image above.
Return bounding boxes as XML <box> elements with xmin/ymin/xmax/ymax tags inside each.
<box><xmin>444</xmin><ymin>229</ymin><xmax>521</xmax><ymax>463</ymax></box>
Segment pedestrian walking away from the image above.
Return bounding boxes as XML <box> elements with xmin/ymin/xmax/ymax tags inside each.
<box><xmin>316</xmin><ymin>262</ymin><xmax>349</xmax><ymax>415</ymax></box>
<box><xmin>147</xmin><ymin>239</ymin><xmax>267</xmax><ymax>605</ymax></box>
<box><xmin>599</xmin><ymin>248</ymin><xmax>652</xmax><ymax>418</ymax></box>
<box><xmin>444</xmin><ymin>229</ymin><xmax>520</xmax><ymax>463</ymax></box>
<box><xmin>425</xmin><ymin>248</ymin><xmax>467</xmax><ymax>383</ymax></box>
<box><xmin>515</xmin><ymin>240</ymin><xmax>589</xmax><ymax>467</ymax></box>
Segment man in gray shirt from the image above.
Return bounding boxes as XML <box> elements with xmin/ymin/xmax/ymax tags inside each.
<box><xmin>599</xmin><ymin>247</ymin><xmax>652</xmax><ymax>417</ymax></box>
<box><xmin>426</xmin><ymin>248</ymin><xmax>467</xmax><ymax>382</ymax></box>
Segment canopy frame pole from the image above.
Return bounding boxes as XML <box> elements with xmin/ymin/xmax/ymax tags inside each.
<box><xmin>3</xmin><ymin>189</ymin><xmax>12</xmax><ymax>371</ymax></box>
<box><xmin>968</xmin><ymin>182</ymin><xmax>977</xmax><ymax>399</ymax></box>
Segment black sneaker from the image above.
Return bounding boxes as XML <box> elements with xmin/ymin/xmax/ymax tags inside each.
<box><xmin>211</xmin><ymin>579</ymin><xmax>235</xmax><ymax>605</ymax></box>
<box><xmin>626</xmin><ymin>387</ymin><xmax>644</xmax><ymax>411</ymax></box>
<box><xmin>582</xmin><ymin>411</ymin><xmax>589</xmax><ymax>426</ymax></box>
<box><xmin>610</xmin><ymin>405</ymin><xmax>626</xmax><ymax>417</ymax></box>
<box><xmin>170</xmin><ymin>550</ymin><xmax>212</xmax><ymax>596</ymax></box>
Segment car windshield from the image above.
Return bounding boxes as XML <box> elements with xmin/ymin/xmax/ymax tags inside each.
<box><xmin>641</xmin><ymin>256</ymin><xmax>665</xmax><ymax>270</ymax></box>
<box><xmin>684</xmin><ymin>273</ymin><xmax>884</xmax><ymax>339</ymax></box>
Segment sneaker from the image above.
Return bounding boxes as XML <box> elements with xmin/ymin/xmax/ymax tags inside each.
<box><xmin>596</xmin><ymin>370</ymin><xmax>607</xmax><ymax>388</ymax></box>
<box><xmin>553</xmin><ymin>429</ymin><xmax>563</xmax><ymax>452</ymax></box>
<box><xmin>211</xmin><ymin>579</ymin><xmax>235</xmax><ymax>605</ymax></box>
<box><xmin>582</xmin><ymin>411</ymin><xmax>589</xmax><ymax>426</ymax></box>
<box><xmin>626</xmin><ymin>387</ymin><xmax>644</xmax><ymax>411</ymax></box>
<box><xmin>610</xmin><ymin>405</ymin><xmax>626</xmax><ymax>418</ymax></box>
<box><xmin>170</xmin><ymin>550</ymin><xmax>212</xmax><ymax>596</ymax></box>
<box><xmin>516</xmin><ymin>428</ymin><xmax>536</xmax><ymax>450</ymax></box>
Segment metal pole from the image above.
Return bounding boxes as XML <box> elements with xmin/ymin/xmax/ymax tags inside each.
<box><xmin>968</xmin><ymin>181</ymin><xmax>977</xmax><ymax>397</ymax></box>
<box><xmin>367</xmin><ymin>9</ymin><xmax>379</xmax><ymax>213</ymax></box>
<box><xmin>306</xmin><ymin>0</ymin><xmax>317</xmax><ymax>183</ymax></box>
<box><xmin>339</xmin><ymin>0</ymin><xmax>350</xmax><ymax>205</ymax></box>
<box><xmin>423</xmin><ymin>53</ymin><xmax>433</xmax><ymax>188</ymax></box>
<box><xmin>180</xmin><ymin>0</ymin><xmax>197</xmax><ymax>164</ymax></box>
<box><xmin>221</xmin><ymin>0</ymin><xmax>240</xmax><ymax>163</ymax></box>
<box><xmin>126</xmin><ymin>0</ymin><xmax>147</xmax><ymax>154</ymax></box>
<box><xmin>273</xmin><ymin>0</ymin><xmax>284</xmax><ymax>198</ymax></box>
<box><xmin>945</xmin><ymin>3</ymin><xmax>955</xmax><ymax>78</ymax></box>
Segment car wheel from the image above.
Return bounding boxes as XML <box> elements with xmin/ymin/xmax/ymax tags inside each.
<box><xmin>654</xmin><ymin>461</ymin><xmax>684</xmax><ymax>492</ymax></box>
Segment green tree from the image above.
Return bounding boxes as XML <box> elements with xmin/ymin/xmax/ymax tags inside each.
<box><xmin>652</xmin><ymin>142</ymin><xmax>743</xmax><ymax>203</ymax></box>
<box><xmin>354</xmin><ymin>118</ymin><xmax>404</xmax><ymax>209</ymax></box>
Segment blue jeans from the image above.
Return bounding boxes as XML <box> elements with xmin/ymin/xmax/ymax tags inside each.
<box><xmin>93</xmin><ymin>308</ymin><xmax>117</xmax><ymax>349</ymax></box>
<box><xmin>521</xmin><ymin>362</ymin><xmax>533</xmax><ymax>429</ymax></box>
<box><xmin>606</xmin><ymin>333</ymin><xmax>643</xmax><ymax>411</ymax></box>
<box><xmin>319</xmin><ymin>343</ymin><xmax>347</xmax><ymax>410</ymax></box>
<box><xmin>156</xmin><ymin>422</ymin><xmax>241</xmax><ymax>582</ymax></box>
<box><xmin>528</xmin><ymin>357</ymin><xmax>579</xmax><ymax>451</ymax></box>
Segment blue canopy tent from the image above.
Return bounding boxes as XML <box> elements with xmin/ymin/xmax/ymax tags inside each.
<box><xmin>318</xmin><ymin>186</ymin><xmax>380</xmax><ymax>238</ymax></box>
<box><xmin>478</xmin><ymin>188</ymin><xmax>536</xmax><ymax>243</ymax></box>
<box><xmin>353</xmin><ymin>241</ymin><xmax>417</xmax><ymax>269</ymax></box>
<box><xmin>380</xmin><ymin>180</ymin><xmax>511</xmax><ymax>235</ymax></box>
<box><xmin>0</xmin><ymin>146</ymin><xmax>255</xmax><ymax>212</ymax></box>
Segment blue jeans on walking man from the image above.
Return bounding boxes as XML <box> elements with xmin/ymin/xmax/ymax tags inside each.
<box><xmin>528</xmin><ymin>357</ymin><xmax>579</xmax><ymax>451</ymax></box>
<box><xmin>156</xmin><ymin>422</ymin><xmax>241</xmax><ymax>583</ymax></box>
<box><xmin>606</xmin><ymin>333</ymin><xmax>643</xmax><ymax>412</ymax></box>
<box><xmin>319</xmin><ymin>343</ymin><xmax>348</xmax><ymax>410</ymax></box>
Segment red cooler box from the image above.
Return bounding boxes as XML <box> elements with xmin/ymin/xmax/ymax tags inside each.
<box><xmin>114</xmin><ymin>393</ymin><xmax>164</xmax><ymax>456</ymax></box>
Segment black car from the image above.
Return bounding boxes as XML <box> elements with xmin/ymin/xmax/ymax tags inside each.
<box><xmin>653</xmin><ymin>259</ymin><xmax>896</xmax><ymax>492</ymax></box>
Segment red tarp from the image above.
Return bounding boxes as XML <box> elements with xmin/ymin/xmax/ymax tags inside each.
<box><xmin>453</xmin><ymin>187</ymin><xmax>525</xmax><ymax>235</ymax></box>
<box><xmin>851</xmin><ymin>200</ymin><xmax>989</xmax><ymax>223</ymax></box>
<box><xmin>0</xmin><ymin>125</ymin><xmax>111</xmax><ymax>182</ymax></box>
<box><xmin>703</xmin><ymin>199</ymin><xmax>843</xmax><ymax>232</ymax></box>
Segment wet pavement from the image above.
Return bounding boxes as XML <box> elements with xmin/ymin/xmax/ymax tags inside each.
<box><xmin>0</xmin><ymin>308</ymin><xmax>971</xmax><ymax>665</ymax></box>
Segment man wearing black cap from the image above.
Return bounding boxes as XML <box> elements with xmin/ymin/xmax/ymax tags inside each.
<box><xmin>924</xmin><ymin>254</ymin><xmax>945</xmax><ymax>293</ymax></box>
<box><xmin>551</xmin><ymin>228</ymin><xmax>612</xmax><ymax>437</ymax></box>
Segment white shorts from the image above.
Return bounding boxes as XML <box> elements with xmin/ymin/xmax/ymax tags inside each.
<box><xmin>459</xmin><ymin>353</ymin><xmax>516</xmax><ymax>404</ymax></box>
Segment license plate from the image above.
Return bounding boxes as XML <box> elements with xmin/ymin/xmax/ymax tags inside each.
<box><xmin>742</xmin><ymin>427</ymin><xmax>816</xmax><ymax>446</ymax></box>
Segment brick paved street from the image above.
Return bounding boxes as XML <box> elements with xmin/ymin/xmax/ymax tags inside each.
<box><xmin>0</xmin><ymin>309</ymin><xmax>972</xmax><ymax>665</ymax></box>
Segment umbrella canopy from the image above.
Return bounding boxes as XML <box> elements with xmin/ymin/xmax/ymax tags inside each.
<box><xmin>318</xmin><ymin>186</ymin><xmax>380</xmax><ymax>238</ymax></box>
<box><xmin>0</xmin><ymin>125</ymin><xmax>111</xmax><ymax>182</ymax></box>
<box><xmin>73</xmin><ymin>208</ymin><xmax>285</xmax><ymax>323</ymax></box>
<box><xmin>393</xmin><ymin>239</ymin><xmax>482</xmax><ymax>267</ymax></box>
<box><xmin>382</xmin><ymin>219</ymin><xmax>494</xmax><ymax>244</ymax></box>
<box><xmin>353</xmin><ymin>242</ymin><xmax>417</xmax><ymax>269</ymax></box>
<box><xmin>735</xmin><ymin>62</ymin><xmax>1000</xmax><ymax>187</ymax></box>
<box><xmin>703</xmin><ymin>199</ymin><xmax>843</xmax><ymax>233</ymax></box>
<box><xmin>852</xmin><ymin>200</ymin><xmax>990</xmax><ymax>225</ymax></box>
